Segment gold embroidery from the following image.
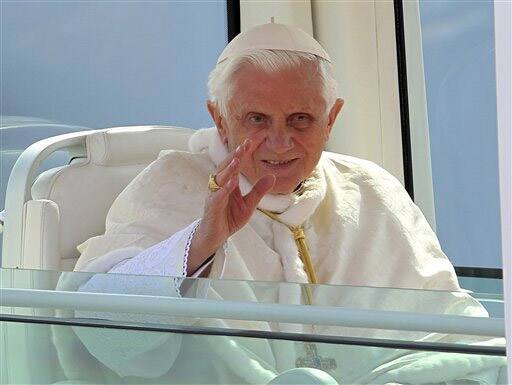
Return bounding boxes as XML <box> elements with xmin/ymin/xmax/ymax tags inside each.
<box><xmin>257</xmin><ymin>208</ymin><xmax>337</xmax><ymax>372</ymax></box>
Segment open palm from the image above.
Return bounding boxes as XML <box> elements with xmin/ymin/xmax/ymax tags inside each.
<box><xmin>186</xmin><ymin>137</ymin><xmax>274</xmax><ymax>275</ymax></box>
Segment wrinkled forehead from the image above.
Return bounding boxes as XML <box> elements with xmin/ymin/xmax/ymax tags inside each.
<box><xmin>231</xmin><ymin>59</ymin><xmax>321</xmax><ymax>85</ymax></box>
<box><xmin>227</xmin><ymin>62</ymin><xmax>326</xmax><ymax>116</ymax></box>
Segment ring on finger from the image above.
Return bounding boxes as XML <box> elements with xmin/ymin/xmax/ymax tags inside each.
<box><xmin>208</xmin><ymin>174</ymin><xmax>221</xmax><ymax>192</ymax></box>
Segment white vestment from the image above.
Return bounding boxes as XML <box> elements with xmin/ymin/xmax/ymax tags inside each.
<box><xmin>52</xmin><ymin>127</ymin><xmax>506</xmax><ymax>384</ymax></box>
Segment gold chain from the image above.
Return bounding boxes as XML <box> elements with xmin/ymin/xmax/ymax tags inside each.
<box><xmin>257</xmin><ymin>208</ymin><xmax>317</xmax><ymax>305</ymax></box>
<box><xmin>257</xmin><ymin>209</ymin><xmax>336</xmax><ymax>370</ymax></box>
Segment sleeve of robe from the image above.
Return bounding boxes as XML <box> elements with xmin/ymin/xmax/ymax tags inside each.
<box><xmin>56</xmin><ymin>151</ymin><xmax>215</xmax><ymax>378</ymax></box>
<box><xmin>73</xmin><ymin>150</ymin><xmax>213</xmax><ymax>274</ymax></box>
<box><xmin>66</xmin><ymin>221</ymin><xmax>200</xmax><ymax>378</ymax></box>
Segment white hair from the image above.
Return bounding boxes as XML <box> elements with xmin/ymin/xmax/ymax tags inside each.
<box><xmin>207</xmin><ymin>49</ymin><xmax>338</xmax><ymax>117</ymax></box>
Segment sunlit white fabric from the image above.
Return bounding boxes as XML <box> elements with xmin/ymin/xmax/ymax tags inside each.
<box><xmin>56</xmin><ymin>127</ymin><xmax>506</xmax><ymax>384</ymax></box>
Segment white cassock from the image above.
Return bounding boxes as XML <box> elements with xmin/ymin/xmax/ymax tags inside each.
<box><xmin>52</xmin><ymin>127</ymin><xmax>506</xmax><ymax>384</ymax></box>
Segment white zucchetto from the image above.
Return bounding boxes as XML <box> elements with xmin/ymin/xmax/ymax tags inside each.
<box><xmin>217</xmin><ymin>22</ymin><xmax>331</xmax><ymax>64</ymax></box>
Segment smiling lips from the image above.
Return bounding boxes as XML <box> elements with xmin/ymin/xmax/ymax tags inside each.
<box><xmin>264</xmin><ymin>159</ymin><xmax>293</xmax><ymax>165</ymax></box>
<box><xmin>261</xmin><ymin>158</ymin><xmax>298</xmax><ymax>169</ymax></box>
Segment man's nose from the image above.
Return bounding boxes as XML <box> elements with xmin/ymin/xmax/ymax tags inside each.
<box><xmin>265</xmin><ymin>125</ymin><xmax>294</xmax><ymax>154</ymax></box>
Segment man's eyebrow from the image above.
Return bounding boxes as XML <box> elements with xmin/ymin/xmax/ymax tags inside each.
<box><xmin>288</xmin><ymin>111</ymin><xmax>313</xmax><ymax>115</ymax></box>
<box><xmin>287</xmin><ymin>111</ymin><xmax>315</xmax><ymax>117</ymax></box>
<box><xmin>245</xmin><ymin>111</ymin><xmax>270</xmax><ymax>117</ymax></box>
<box><xmin>230</xmin><ymin>111</ymin><xmax>265</xmax><ymax>121</ymax></box>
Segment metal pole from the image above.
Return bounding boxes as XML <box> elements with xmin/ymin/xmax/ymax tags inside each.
<box><xmin>0</xmin><ymin>288</ymin><xmax>505</xmax><ymax>337</ymax></box>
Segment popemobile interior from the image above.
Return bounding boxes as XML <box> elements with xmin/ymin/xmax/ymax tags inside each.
<box><xmin>0</xmin><ymin>1</ymin><xmax>510</xmax><ymax>385</ymax></box>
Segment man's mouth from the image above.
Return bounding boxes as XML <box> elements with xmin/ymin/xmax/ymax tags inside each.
<box><xmin>261</xmin><ymin>158</ymin><xmax>298</xmax><ymax>170</ymax></box>
<box><xmin>263</xmin><ymin>159</ymin><xmax>294</xmax><ymax>165</ymax></box>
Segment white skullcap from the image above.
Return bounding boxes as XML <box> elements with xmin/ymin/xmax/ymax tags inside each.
<box><xmin>217</xmin><ymin>22</ymin><xmax>331</xmax><ymax>64</ymax></box>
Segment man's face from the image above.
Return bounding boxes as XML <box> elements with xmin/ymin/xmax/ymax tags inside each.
<box><xmin>210</xmin><ymin>62</ymin><xmax>343</xmax><ymax>194</ymax></box>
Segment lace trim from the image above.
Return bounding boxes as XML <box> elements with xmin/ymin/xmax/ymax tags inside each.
<box><xmin>173</xmin><ymin>277</ymin><xmax>184</xmax><ymax>298</ymax></box>
<box><xmin>183</xmin><ymin>219</ymin><xmax>202</xmax><ymax>277</ymax></box>
<box><xmin>220</xmin><ymin>242</ymin><xmax>228</xmax><ymax>278</ymax></box>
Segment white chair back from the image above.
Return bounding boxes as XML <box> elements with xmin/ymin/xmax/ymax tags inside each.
<box><xmin>2</xmin><ymin>125</ymin><xmax>195</xmax><ymax>270</ymax></box>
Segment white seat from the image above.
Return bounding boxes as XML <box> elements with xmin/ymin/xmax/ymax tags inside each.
<box><xmin>0</xmin><ymin>126</ymin><xmax>197</xmax><ymax>385</ymax></box>
<box><xmin>1</xmin><ymin>125</ymin><xmax>195</xmax><ymax>270</ymax></box>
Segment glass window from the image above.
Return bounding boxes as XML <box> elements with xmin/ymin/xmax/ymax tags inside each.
<box><xmin>416</xmin><ymin>0</ymin><xmax>501</xmax><ymax>269</ymax></box>
<box><xmin>0</xmin><ymin>2</ymin><xmax>228</xmax><ymax>257</ymax></box>
<box><xmin>1</xmin><ymin>268</ymin><xmax>507</xmax><ymax>384</ymax></box>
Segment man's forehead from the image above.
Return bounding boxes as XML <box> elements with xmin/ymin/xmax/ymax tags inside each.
<box><xmin>232</xmin><ymin>62</ymin><xmax>322</xmax><ymax>91</ymax></box>
<box><xmin>228</xmin><ymin>91</ymin><xmax>325</xmax><ymax>119</ymax></box>
<box><xmin>230</xmin><ymin>101</ymin><xmax>319</xmax><ymax>116</ymax></box>
<box><xmin>227</xmin><ymin>64</ymin><xmax>326</xmax><ymax>115</ymax></box>
<box><xmin>234</xmin><ymin>59</ymin><xmax>319</xmax><ymax>80</ymax></box>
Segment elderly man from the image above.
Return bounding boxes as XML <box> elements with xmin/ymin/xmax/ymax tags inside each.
<box><xmin>56</xmin><ymin>23</ymin><xmax>505</xmax><ymax>384</ymax></box>
<box><xmin>73</xmin><ymin>23</ymin><xmax>458</xmax><ymax>291</ymax></box>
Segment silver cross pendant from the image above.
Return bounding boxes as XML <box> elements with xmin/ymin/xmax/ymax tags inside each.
<box><xmin>295</xmin><ymin>343</ymin><xmax>337</xmax><ymax>371</ymax></box>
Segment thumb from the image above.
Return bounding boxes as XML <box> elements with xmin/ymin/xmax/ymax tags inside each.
<box><xmin>243</xmin><ymin>174</ymin><xmax>275</xmax><ymax>209</ymax></box>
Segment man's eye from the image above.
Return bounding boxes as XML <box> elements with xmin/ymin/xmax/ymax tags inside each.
<box><xmin>290</xmin><ymin>114</ymin><xmax>312</xmax><ymax>127</ymax></box>
<box><xmin>248</xmin><ymin>114</ymin><xmax>266</xmax><ymax>124</ymax></box>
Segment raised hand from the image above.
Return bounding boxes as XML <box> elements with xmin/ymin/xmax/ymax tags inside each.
<box><xmin>186</xmin><ymin>133</ymin><xmax>275</xmax><ymax>276</ymax></box>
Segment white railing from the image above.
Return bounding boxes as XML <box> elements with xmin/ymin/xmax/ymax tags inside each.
<box><xmin>0</xmin><ymin>287</ymin><xmax>505</xmax><ymax>338</ymax></box>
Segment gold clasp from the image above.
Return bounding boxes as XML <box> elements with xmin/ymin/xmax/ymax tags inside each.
<box><xmin>293</xmin><ymin>227</ymin><xmax>305</xmax><ymax>241</ymax></box>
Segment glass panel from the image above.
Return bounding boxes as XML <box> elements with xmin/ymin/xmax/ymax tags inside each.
<box><xmin>416</xmin><ymin>0</ymin><xmax>501</xmax><ymax>269</ymax></box>
<box><xmin>459</xmin><ymin>276</ymin><xmax>503</xmax><ymax>295</ymax></box>
<box><xmin>0</xmin><ymin>320</ymin><xmax>507</xmax><ymax>384</ymax></box>
<box><xmin>3</xmin><ymin>267</ymin><xmax>505</xmax><ymax>304</ymax></box>
<box><xmin>1</xmin><ymin>268</ymin><xmax>505</xmax><ymax>344</ymax></box>
<box><xmin>0</xmin><ymin>1</ymin><xmax>228</xmax><ymax>257</ymax></box>
<box><xmin>1</xmin><ymin>2</ymin><xmax>227</xmax><ymax>128</ymax></box>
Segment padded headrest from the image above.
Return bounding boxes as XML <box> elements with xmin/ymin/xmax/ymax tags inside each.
<box><xmin>29</xmin><ymin>125</ymin><xmax>197</xmax><ymax>262</ymax></box>
<box><xmin>87</xmin><ymin>126</ymin><xmax>195</xmax><ymax>166</ymax></box>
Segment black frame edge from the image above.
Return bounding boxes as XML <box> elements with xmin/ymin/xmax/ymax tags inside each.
<box><xmin>227</xmin><ymin>0</ymin><xmax>241</xmax><ymax>42</ymax></box>
<box><xmin>455</xmin><ymin>266</ymin><xmax>503</xmax><ymax>279</ymax></box>
<box><xmin>393</xmin><ymin>0</ymin><xmax>415</xmax><ymax>200</ymax></box>
<box><xmin>1</xmin><ymin>315</ymin><xmax>505</xmax><ymax>356</ymax></box>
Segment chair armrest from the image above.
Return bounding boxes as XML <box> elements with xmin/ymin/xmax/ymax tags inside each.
<box><xmin>2</xmin><ymin>130</ymin><xmax>98</xmax><ymax>267</ymax></box>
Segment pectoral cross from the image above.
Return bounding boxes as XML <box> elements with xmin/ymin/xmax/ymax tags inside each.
<box><xmin>257</xmin><ymin>209</ymin><xmax>335</xmax><ymax>371</ymax></box>
<box><xmin>295</xmin><ymin>342</ymin><xmax>337</xmax><ymax>371</ymax></box>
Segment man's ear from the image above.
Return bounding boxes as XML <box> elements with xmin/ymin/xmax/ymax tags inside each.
<box><xmin>207</xmin><ymin>101</ymin><xmax>228</xmax><ymax>143</ymax></box>
<box><xmin>327</xmin><ymin>98</ymin><xmax>344</xmax><ymax>135</ymax></box>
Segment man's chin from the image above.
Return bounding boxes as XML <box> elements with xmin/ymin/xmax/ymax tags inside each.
<box><xmin>244</xmin><ymin>172</ymin><xmax>299</xmax><ymax>195</ymax></box>
<box><xmin>268</xmin><ymin>182</ymin><xmax>299</xmax><ymax>195</ymax></box>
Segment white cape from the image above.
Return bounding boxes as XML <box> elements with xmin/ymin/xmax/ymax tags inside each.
<box><xmin>52</xmin><ymin>127</ymin><xmax>506</xmax><ymax>384</ymax></box>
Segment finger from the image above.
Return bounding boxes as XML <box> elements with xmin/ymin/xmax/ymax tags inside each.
<box><xmin>214</xmin><ymin>157</ymin><xmax>240</xmax><ymax>187</ymax></box>
<box><xmin>219</xmin><ymin>135</ymin><xmax>256</xmax><ymax>171</ymax></box>
<box><xmin>210</xmin><ymin>173</ymin><xmax>239</xmax><ymax>206</ymax></box>
<box><xmin>216</xmin><ymin>141</ymin><xmax>244</xmax><ymax>172</ymax></box>
<box><xmin>213</xmin><ymin>130</ymin><xmax>266</xmax><ymax>188</ymax></box>
<box><xmin>248</xmin><ymin>128</ymin><xmax>268</xmax><ymax>148</ymax></box>
<box><xmin>243</xmin><ymin>174</ymin><xmax>275</xmax><ymax>209</ymax></box>
<box><xmin>213</xmin><ymin>137</ymin><xmax>250</xmax><ymax>185</ymax></box>
<box><xmin>217</xmin><ymin>130</ymin><xmax>265</xmax><ymax>173</ymax></box>
<box><xmin>237</xmin><ymin>130</ymin><xmax>267</xmax><ymax>163</ymax></box>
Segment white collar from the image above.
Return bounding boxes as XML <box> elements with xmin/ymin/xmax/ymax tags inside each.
<box><xmin>189</xmin><ymin>127</ymin><xmax>326</xmax><ymax>226</ymax></box>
